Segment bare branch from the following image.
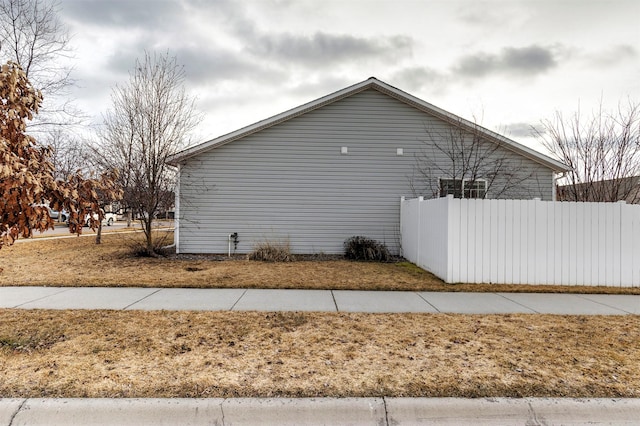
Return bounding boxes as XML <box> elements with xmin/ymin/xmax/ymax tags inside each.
<box><xmin>95</xmin><ymin>51</ymin><xmax>200</xmax><ymax>255</ymax></box>
<box><xmin>0</xmin><ymin>0</ymin><xmax>81</xmax><ymax>133</ymax></box>
<box><xmin>536</xmin><ymin>99</ymin><xmax>640</xmax><ymax>202</ymax></box>
<box><xmin>412</xmin><ymin>118</ymin><xmax>539</xmax><ymax>200</ymax></box>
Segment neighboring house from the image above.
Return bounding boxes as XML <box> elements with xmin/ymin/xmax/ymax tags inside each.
<box><xmin>557</xmin><ymin>176</ymin><xmax>640</xmax><ymax>203</ymax></box>
<box><xmin>168</xmin><ymin>77</ymin><xmax>568</xmax><ymax>255</ymax></box>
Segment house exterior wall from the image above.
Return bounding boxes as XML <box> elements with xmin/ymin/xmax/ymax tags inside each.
<box><xmin>177</xmin><ymin>88</ymin><xmax>554</xmax><ymax>255</ymax></box>
<box><xmin>557</xmin><ymin>176</ymin><xmax>640</xmax><ymax>203</ymax></box>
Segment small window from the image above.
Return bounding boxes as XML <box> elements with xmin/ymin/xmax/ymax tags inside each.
<box><xmin>439</xmin><ymin>178</ymin><xmax>487</xmax><ymax>199</ymax></box>
<box><xmin>463</xmin><ymin>180</ymin><xmax>487</xmax><ymax>199</ymax></box>
<box><xmin>439</xmin><ymin>179</ymin><xmax>463</xmax><ymax>198</ymax></box>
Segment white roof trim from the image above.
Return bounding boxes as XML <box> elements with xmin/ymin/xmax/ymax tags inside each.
<box><xmin>168</xmin><ymin>77</ymin><xmax>569</xmax><ymax>172</ymax></box>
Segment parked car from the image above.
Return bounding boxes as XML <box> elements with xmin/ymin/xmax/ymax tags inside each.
<box><xmin>48</xmin><ymin>208</ymin><xmax>69</xmax><ymax>222</ymax></box>
<box><xmin>46</xmin><ymin>207</ymin><xmax>59</xmax><ymax>220</ymax></box>
<box><xmin>36</xmin><ymin>205</ymin><xmax>67</xmax><ymax>222</ymax></box>
<box><xmin>85</xmin><ymin>211</ymin><xmax>117</xmax><ymax>227</ymax></box>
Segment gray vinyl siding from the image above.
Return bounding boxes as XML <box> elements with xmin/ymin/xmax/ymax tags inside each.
<box><xmin>177</xmin><ymin>88</ymin><xmax>554</xmax><ymax>255</ymax></box>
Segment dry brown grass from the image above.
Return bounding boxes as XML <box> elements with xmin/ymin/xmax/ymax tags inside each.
<box><xmin>0</xmin><ymin>310</ymin><xmax>638</xmax><ymax>398</ymax></box>
<box><xmin>1</xmin><ymin>232</ymin><xmax>639</xmax><ymax>293</ymax></box>
<box><xmin>2</xmin><ymin>235</ymin><xmax>639</xmax><ymax>399</ymax></box>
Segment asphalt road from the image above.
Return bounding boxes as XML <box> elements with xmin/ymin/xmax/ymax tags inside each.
<box><xmin>23</xmin><ymin>220</ymin><xmax>174</xmax><ymax>240</ymax></box>
<box><xmin>39</xmin><ymin>222</ymin><xmax>131</xmax><ymax>237</ymax></box>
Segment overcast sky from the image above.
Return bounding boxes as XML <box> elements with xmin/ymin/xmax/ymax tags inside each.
<box><xmin>56</xmin><ymin>0</ymin><xmax>639</xmax><ymax>152</ymax></box>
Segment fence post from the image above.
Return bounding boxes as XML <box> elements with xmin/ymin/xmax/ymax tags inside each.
<box><xmin>400</xmin><ymin>196</ymin><xmax>405</xmax><ymax>258</ymax></box>
<box><xmin>445</xmin><ymin>195</ymin><xmax>454</xmax><ymax>283</ymax></box>
<box><xmin>417</xmin><ymin>196</ymin><xmax>423</xmax><ymax>265</ymax></box>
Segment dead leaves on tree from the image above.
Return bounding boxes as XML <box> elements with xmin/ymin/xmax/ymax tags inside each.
<box><xmin>0</xmin><ymin>61</ymin><xmax>121</xmax><ymax>249</ymax></box>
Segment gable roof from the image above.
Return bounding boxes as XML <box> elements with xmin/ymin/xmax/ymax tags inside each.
<box><xmin>168</xmin><ymin>77</ymin><xmax>569</xmax><ymax>172</ymax></box>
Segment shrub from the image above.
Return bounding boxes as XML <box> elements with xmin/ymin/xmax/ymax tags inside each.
<box><xmin>344</xmin><ymin>236</ymin><xmax>390</xmax><ymax>262</ymax></box>
<box><xmin>247</xmin><ymin>241</ymin><xmax>294</xmax><ymax>262</ymax></box>
<box><xmin>126</xmin><ymin>231</ymin><xmax>174</xmax><ymax>258</ymax></box>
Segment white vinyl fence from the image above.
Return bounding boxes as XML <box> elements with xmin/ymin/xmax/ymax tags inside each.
<box><xmin>400</xmin><ymin>196</ymin><xmax>640</xmax><ymax>287</ymax></box>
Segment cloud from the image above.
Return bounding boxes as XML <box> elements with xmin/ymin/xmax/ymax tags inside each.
<box><xmin>389</xmin><ymin>46</ymin><xmax>559</xmax><ymax>94</ymax></box>
<box><xmin>456</xmin><ymin>3</ymin><xmax>518</xmax><ymax>27</ymax></box>
<box><xmin>203</xmin><ymin>0</ymin><xmax>414</xmax><ymax>68</ymax></box>
<box><xmin>61</xmin><ymin>0</ymin><xmax>186</xmax><ymax>29</ymax></box>
<box><xmin>502</xmin><ymin>122</ymin><xmax>538</xmax><ymax>138</ymax></box>
<box><xmin>587</xmin><ymin>44</ymin><xmax>637</xmax><ymax>67</ymax></box>
<box><xmin>246</xmin><ymin>32</ymin><xmax>413</xmax><ymax>66</ymax></box>
<box><xmin>103</xmin><ymin>42</ymin><xmax>285</xmax><ymax>88</ymax></box>
<box><xmin>173</xmin><ymin>47</ymin><xmax>286</xmax><ymax>84</ymax></box>
<box><xmin>391</xmin><ymin>67</ymin><xmax>449</xmax><ymax>93</ymax></box>
<box><xmin>454</xmin><ymin>45</ymin><xmax>559</xmax><ymax>78</ymax></box>
<box><xmin>286</xmin><ymin>75</ymin><xmax>354</xmax><ymax>98</ymax></box>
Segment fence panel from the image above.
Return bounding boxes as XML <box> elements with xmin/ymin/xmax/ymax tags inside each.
<box><xmin>399</xmin><ymin>197</ymin><xmax>421</xmax><ymax>263</ymax></box>
<box><xmin>400</xmin><ymin>196</ymin><xmax>640</xmax><ymax>287</ymax></box>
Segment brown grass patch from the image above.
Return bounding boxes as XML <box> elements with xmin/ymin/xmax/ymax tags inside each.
<box><xmin>0</xmin><ymin>310</ymin><xmax>637</xmax><ymax>398</ymax></box>
<box><xmin>1</xmin><ymin>233</ymin><xmax>639</xmax><ymax>293</ymax></box>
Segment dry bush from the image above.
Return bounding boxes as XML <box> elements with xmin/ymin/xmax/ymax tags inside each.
<box><xmin>126</xmin><ymin>229</ymin><xmax>174</xmax><ymax>257</ymax></box>
<box><xmin>344</xmin><ymin>236</ymin><xmax>390</xmax><ymax>262</ymax></box>
<box><xmin>247</xmin><ymin>241</ymin><xmax>294</xmax><ymax>262</ymax></box>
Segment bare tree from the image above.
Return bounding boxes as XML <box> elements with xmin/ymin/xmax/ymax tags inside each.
<box><xmin>97</xmin><ymin>51</ymin><xmax>199</xmax><ymax>255</ymax></box>
<box><xmin>44</xmin><ymin>128</ymin><xmax>88</xmax><ymax>180</ymax></box>
<box><xmin>0</xmin><ymin>0</ymin><xmax>80</xmax><ymax>131</ymax></box>
<box><xmin>412</xmin><ymin>118</ymin><xmax>540</xmax><ymax>200</ymax></box>
<box><xmin>535</xmin><ymin>100</ymin><xmax>640</xmax><ymax>202</ymax></box>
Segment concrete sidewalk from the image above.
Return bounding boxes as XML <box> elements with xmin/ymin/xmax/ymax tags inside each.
<box><xmin>0</xmin><ymin>286</ymin><xmax>638</xmax><ymax>314</ymax></box>
<box><xmin>2</xmin><ymin>397</ymin><xmax>639</xmax><ymax>425</ymax></box>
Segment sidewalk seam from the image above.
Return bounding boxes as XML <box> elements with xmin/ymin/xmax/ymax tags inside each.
<box><xmin>415</xmin><ymin>292</ymin><xmax>440</xmax><ymax>312</ymax></box>
<box><xmin>576</xmin><ymin>294</ymin><xmax>631</xmax><ymax>314</ymax></box>
<box><xmin>496</xmin><ymin>293</ymin><xmax>540</xmax><ymax>314</ymax></box>
<box><xmin>330</xmin><ymin>290</ymin><xmax>339</xmax><ymax>312</ymax></box>
<box><xmin>122</xmin><ymin>289</ymin><xmax>162</xmax><ymax>310</ymax></box>
<box><xmin>220</xmin><ymin>398</ymin><xmax>226</xmax><ymax>426</ymax></box>
<box><xmin>382</xmin><ymin>396</ymin><xmax>390</xmax><ymax>426</ymax></box>
<box><xmin>11</xmin><ymin>288</ymin><xmax>71</xmax><ymax>308</ymax></box>
<box><xmin>229</xmin><ymin>289</ymin><xmax>248</xmax><ymax>311</ymax></box>
<box><xmin>8</xmin><ymin>398</ymin><xmax>27</xmax><ymax>426</ymax></box>
<box><xmin>527</xmin><ymin>400</ymin><xmax>543</xmax><ymax>425</ymax></box>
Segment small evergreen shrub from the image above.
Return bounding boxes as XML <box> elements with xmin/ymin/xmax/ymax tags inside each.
<box><xmin>247</xmin><ymin>241</ymin><xmax>294</xmax><ymax>262</ymax></box>
<box><xmin>344</xmin><ymin>236</ymin><xmax>390</xmax><ymax>262</ymax></box>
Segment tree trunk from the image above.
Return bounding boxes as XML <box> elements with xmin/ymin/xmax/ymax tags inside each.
<box><xmin>145</xmin><ymin>218</ymin><xmax>154</xmax><ymax>256</ymax></box>
<box><xmin>96</xmin><ymin>222</ymin><xmax>102</xmax><ymax>244</ymax></box>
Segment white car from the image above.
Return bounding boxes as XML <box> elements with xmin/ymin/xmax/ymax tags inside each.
<box><xmin>85</xmin><ymin>212</ymin><xmax>117</xmax><ymax>227</ymax></box>
<box><xmin>37</xmin><ymin>205</ymin><xmax>67</xmax><ymax>222</ymax></box>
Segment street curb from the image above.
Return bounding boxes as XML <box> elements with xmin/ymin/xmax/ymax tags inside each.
<box><xmin>2</xmin><ymin>397</ymin><xmax>639</xmax><ymax>425</ymax></box>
